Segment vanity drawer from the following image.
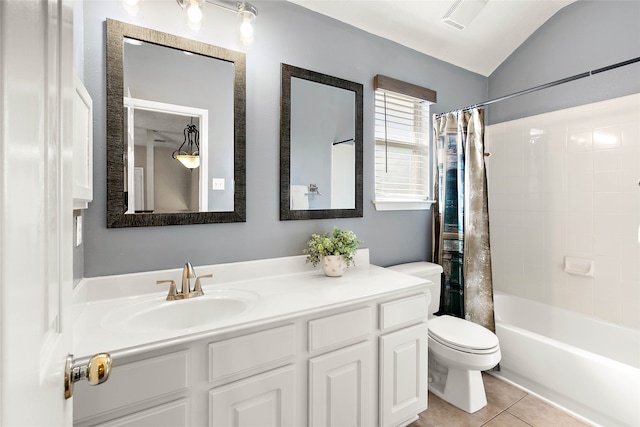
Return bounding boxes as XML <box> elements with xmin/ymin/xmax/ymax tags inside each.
<box><xmin>308</xmin><ymin>307</ymin><xmax>372</xmax><ymax>353</ymax></box>
<box><xmin>208</xmin><ymin>324</ymin><xmax>295</xmax><ymax>384</ymax></box>
<box><xmin>379</xmin><ymin>293</ymin><xmax>429</xmax><ymax>332</ymax></box>
<box><xmin>93</xmin><ymin>399</ymin><xmax>190</xmax><ymax>427</ymax></box>
<box><xmin>74</xmin><ymin>350</ymin><xmax>190</xmax><ymax>423</ymax></box>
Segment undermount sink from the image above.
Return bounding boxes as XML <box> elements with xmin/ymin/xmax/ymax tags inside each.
<box><xmin>102</xmin><ymin>289</ymin><xmax>259</xmax><ymax>333</ymax></box>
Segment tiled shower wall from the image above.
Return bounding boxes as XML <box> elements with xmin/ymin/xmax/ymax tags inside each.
<box><xmin>485</xmin><ymin>93</ymin><xmax>640</xmax><ymax>330</ymax></box>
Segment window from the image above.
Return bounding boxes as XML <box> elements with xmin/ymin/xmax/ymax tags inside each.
<box><xmin>373</xmin><ymin>75</ymin><xmax>436</xmax><ymax>211</ymax></box>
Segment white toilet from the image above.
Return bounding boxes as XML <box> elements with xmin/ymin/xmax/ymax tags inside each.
<box><xmin>388</xmin><ymin>262</ymin><xmax>501</xmax><ymax>413</ymax></box>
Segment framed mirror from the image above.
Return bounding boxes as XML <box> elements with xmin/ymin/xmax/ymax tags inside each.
<box><xmin>106</xmin><ymin>19</ymin><xmax>246</xmax><ymax>227</ymax></box>
<box><xmin>280</xmin><ymin>64</ymin><xmax>363</xmax><ymax>220</ymax></box>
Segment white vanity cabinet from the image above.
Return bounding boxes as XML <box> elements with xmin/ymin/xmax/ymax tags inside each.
<box><xmin>307</xmin><ymin>307</ymin><xmax>374</xmax><ymax>427</ymax></box>
<box><xmin>309</xmin><ymin>342</ymin><xmax>373</xmax><ymax>426</ymax></box>
<box><xmin>73</xmin><ymin>349</ymin><xmax>192</xmax><ymax>427</ymax></box>
<box><xmin>207</xmin><ymin>325</ymin><xmax>297</xmax><ymax>427</ymax></box>
<box><xmin>208</xmin><ymin>365</ymin><xmax>296</xmax><ymax>426</ymax></box>
<box><xmin>74</xmin><ymin>325</ymin><xmax>298</xmax><ymax>427</ymax></box>
<box><xmin>379</xmin><ymin>324</ymin><xmax>429</xmax><ymax>427</ymax></box>
<box><xmin>72</xmin><ymin>260</ymin><xmax>430</xmax><ymax>427</ymax></box>
<box><xmin>379</xmin><ymin>294</ymin><xmax>430</xmax><ymax>427</ymax></box>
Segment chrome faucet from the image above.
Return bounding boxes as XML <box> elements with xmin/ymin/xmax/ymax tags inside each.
<box><xmin>156</xmin><ymin>262</ymin><xmax>213</xmax><ymax>301</ymax></box>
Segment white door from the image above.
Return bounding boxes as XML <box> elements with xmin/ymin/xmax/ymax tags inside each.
<box><xmin>0</xmin><ymin>1</ymin><xmax>75</xmax><ymax>425</ymax></box>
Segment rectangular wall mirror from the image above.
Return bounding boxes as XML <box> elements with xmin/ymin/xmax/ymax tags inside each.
<box><xmin>280</xmin><ymin>64</ymin><xmax>363</xmax><ymax>220</ymax></box>
<box><xmin>106</xmin><ymin>19</ymin><xmax>246</xmax><ymax>227</ymax></box>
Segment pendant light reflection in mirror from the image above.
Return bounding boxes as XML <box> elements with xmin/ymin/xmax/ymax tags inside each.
<box><xmin>173</xmin><ymin>118</ymin><xmax>201</xmax><ymax>169</ymax></box>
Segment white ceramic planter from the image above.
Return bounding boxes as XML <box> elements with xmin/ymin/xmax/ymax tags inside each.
<box><xmin>322</xmin><ymin>255</ymin><xmax>347</xmax><ymax>277</ymax></box>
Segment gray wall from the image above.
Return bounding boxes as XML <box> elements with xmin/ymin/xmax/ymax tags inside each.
<box><xmin>81</xmin><ymin>0</ymin><xmax>486</xmax><ymax>277</ymax></box>
<box><xmin>487</xmin><ymin>0</ymin><xmax>640</xmax><ymax>125</ymax></box>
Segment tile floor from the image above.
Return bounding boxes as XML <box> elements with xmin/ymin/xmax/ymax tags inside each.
<box><xmin>409</xmin><ymin>373</ymin><xmax>590</xmax><ymax>427</ymax></box>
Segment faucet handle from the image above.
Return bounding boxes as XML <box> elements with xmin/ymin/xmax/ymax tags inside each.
<box><xmin>157</xmin><ymin>280</ymin><xmax>178</xmax><ymax>301</ymax></box>
<box><xmin>193</xmin><ymin>274</ymin><xmax>213</xmax><ymax>296</ymax></box>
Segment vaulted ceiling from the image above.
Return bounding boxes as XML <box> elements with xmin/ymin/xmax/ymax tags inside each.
<box><xmin>288</xmin><ymin>0</ymin><xmax>576</xmax><ymax>76</ymax></box>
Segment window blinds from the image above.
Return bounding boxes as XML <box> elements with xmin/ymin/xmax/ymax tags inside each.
<box><xmin>374</xmin><ymin>89</ymin><xmax>430</xmax><ymax>200</ymax></box>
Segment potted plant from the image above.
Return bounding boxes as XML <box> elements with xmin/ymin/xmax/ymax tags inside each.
<box><xmin>304</xmin><ymin>227</ymin><xmax>363</xmax><ymax>277</ymax></box>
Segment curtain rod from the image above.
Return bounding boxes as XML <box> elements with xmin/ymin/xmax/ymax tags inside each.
<box><xmin>434</xmin><ymin>56</ymin><xmax>640</xmax><ymax>119</ymax></box>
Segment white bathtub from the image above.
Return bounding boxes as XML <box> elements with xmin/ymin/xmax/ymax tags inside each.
<box><xmin>492</xmin><ymin>292</ymin><xmax>640</xmax><ymax>427</ymax></box>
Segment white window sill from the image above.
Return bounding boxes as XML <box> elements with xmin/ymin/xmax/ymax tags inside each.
<box><xmin>372</xmin><ymin>199</ymin><xmax>436</xmax><ymax>211</ymax></box>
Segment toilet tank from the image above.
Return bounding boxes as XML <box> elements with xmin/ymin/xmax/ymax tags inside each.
<box><xmin>387</xmin><ymin>262</ymin><xmax>443</xmax><ymax>316</ymax></box>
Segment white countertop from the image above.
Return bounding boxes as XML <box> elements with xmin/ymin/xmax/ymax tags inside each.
<box><xmin>72</xmin><ymin>251</ymin><xmax>431</xmax><ymax>361</ymax></box>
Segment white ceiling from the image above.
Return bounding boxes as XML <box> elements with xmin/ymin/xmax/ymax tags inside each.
<box><xmin>134</xmin><ymin>109</ymin><xmax>196</xmax><ymax>148</ymax></box>
<box><xmin>288</xmin><ymin>0</ymin><xmax>576</xmax><ymax>76</ymax></box>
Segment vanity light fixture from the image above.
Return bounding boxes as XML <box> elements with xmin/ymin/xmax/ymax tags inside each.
<box><xmin>175</xmin><ymin>0</ymin><xmax>258</xmax><ymax>44</ymax></box>
<box><xmin>122</xmin><ymin>0</ymin><xmax>142</xmax><ymax>17</ymax></box>
<box><xmin>177</xmin><ymin>0</ymin><xmax>205</xmax><ymax>30</ymax></box>
<box><xmin>237</xmin><ymin>2</ymin><xmax>258</xmax><ymax>45</ymax></box>
<box><xmin>173</xmin><ymin>118</ymin><xmax>200</xmax><ymax>169</ymax></box>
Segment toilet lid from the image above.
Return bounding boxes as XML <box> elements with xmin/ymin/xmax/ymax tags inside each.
<box><xmin>428</xmin><ymin>315</ymin><xmax>499</xmax><ymax>354</ymax></box>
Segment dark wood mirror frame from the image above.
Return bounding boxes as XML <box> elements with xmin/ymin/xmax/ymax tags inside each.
<box><xmin>106</xmin><ymin>19</ymin><xmax>246</xmax><ymax>228</ymax></box>
<box><xmin>280</xmin><ymin>64</ymin><xmax>363</xmax><ymax>221</ymax></box>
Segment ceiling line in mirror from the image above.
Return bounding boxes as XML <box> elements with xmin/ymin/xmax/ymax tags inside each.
<box><xmin>280</xmin><ymin>63</ymin><xmax>364</xmax><ymax>221</ymax></box>
<box><xmin>106</xmin><ymin>19</ymin><xmax>246</xmax><ymax>228</ymax></box>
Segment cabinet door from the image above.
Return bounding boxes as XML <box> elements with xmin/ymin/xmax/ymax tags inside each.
<box><xmin>209</xmin><ymin>365</ymin><xmax>295</xmax><ymax>427</ymax></box>
<box><xmin>308</xmin><ymin>341</ymin><xmax>372</xmax><ymax>427</ymax></box>
<box><xmin>379</xmin><ymin>323</ymin><xmax>428</xmax><ymax>427</ymax></box>
<box><xmin>72</xmin><ymin>72</ymin><xmax>93</xmax><ymax>209</ymax></box>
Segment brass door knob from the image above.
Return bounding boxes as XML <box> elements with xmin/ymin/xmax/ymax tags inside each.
<box><xmin>64</xmin><ymin>353</ymin><xmax>112</xmax><ymax>399</ymax></box>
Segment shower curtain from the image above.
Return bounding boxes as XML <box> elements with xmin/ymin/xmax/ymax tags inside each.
<box><xmin>432</xmin><ymin>108</ymin><xmax>496</xmax><ymax>333</ymax></box>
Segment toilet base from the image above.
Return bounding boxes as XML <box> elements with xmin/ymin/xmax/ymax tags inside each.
<box><xmin>428</xmin><ymin>354</ymin><xmax>488</xmax><ymax>413</ymax></box>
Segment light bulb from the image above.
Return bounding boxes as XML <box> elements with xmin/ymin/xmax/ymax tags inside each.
<box><xmin>187</xmin><ymin>2</ymin><xmax>203</xmax><ymax>24</ymax></box>
<box><xmin>240</xmin><ymin>20</ymin><xmax>254</xmax><ymax>39</ymax></box>
<box><xmin>237</xmin><ymin>3</ymin><xmax>257</xmax><ymax>45</ymax></box>
<box><xmin>123</xmin><ymin>0</ymin><xmax>141</xmax><ymax>17</ymax></box>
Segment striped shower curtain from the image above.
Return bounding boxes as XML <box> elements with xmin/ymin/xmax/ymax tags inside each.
<box><xmin>432</xmin><ymin>108</ymin><xmax>496</xmax><ymax>333</ymax></box>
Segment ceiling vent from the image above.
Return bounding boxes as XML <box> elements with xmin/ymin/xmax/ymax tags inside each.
<box><xmin>441</xmin><ymin>0</ymin><xmax>488</xmax><ymax>31</ymax></box>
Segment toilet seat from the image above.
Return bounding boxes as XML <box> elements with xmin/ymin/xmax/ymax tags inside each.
<box><xmin>428</xmin><ymin>315</ymin><xmax>499</xmax><ymax>355</ymax></box>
